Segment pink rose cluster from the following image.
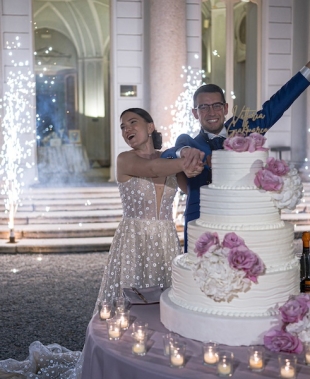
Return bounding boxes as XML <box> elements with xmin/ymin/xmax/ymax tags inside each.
<box><xmin>223</xmin><ymin>132</ymin><xmax>267</xmax><ymax>152</ymax></box>
<box><xmin>254</xmin><ymin>157</ymin><xmax>290</xmax><ymax>192</ymax></box>
<box><xmin>194</xmin><ymin>231</ymin><xmax>265</xmax><ymax>283</ymax></box>
<box><xmin>264</xmin><ymin>293</ymin><xmax>310</xmax><ymax>354</ymax></box>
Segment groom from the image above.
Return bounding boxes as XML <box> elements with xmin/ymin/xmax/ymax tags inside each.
<box><xmin>162</xmin><ymin>61</ymin><xmax>310</xmax><ymax>251</ymax></box>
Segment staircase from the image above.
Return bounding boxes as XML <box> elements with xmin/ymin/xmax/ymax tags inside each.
<box><xmin>0</xmin><ymin>184</ymin><xmax>185</xmax><ymax>253</ymax></box>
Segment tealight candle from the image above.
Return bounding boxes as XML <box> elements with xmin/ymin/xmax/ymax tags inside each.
<box><xmin>132</xmin><ymin>341</ymin><xmax>146</xmax><ymax>356</ymax></box>
<box><xmin>204</xmin><ymin>351</ymin><xmax>218</xmax><ymax>365</ymax></box>
<box><xmin>170</xmin><ymin>353</ymin><xmax>184</xmax><ymax>367</ymax></box>
<box><xmin>203</xmin><ymin>341</ymin><xmax>218</xmax><ymax>365</ymax></box>
<box><xmin>217</xmin><ymin>362</ymin><xmax>232</xmax><ymax>376</ymax></box>
<box><xmin>280</xmin><ymin>365</ymin><xmax>295</xmax><ymax>379</ymax></box>
<box><xmin>98</xmin><ymin>300</ymin><xmax>112</xmax><ymax>321</ymax></box>
<box><xmin>217</xmin><ymin>351</ymin><xmax>234</xmax><ymax>377</ymax></box>
<box><xmin>108</xmin><ymin>328</ymin><xmax>120</xmax><ymax>339</ymax></box>
<box><xmin>116</xmin><ymin>310</ymin><xmax>130</xmax><ymax>330</ymax></box>
<box><xmin>106</xmin><ymin>318</ymin><xmax>121</xmax><ymax>341</ymax></box>
<box><xmin>100</xmin><ymin>307</ymin><xmax>111</xmax><ymax>320</ymax></box>
<box><xmin>249</xmin><ymin>355</ymin><xmax>263</xmax><ymax>369</ymax></box>
<box><xmin>278</xmin><ymin>355</ymin><xmax>297</xmax><ymax>379</ymax></box>
<box><xmin>248</xmin><ymin>346</ymin><xmax>264</xmax><ymax>372</ymax></box>
<box><xmin>169</xmin><ymin>342</ymin><xmax>186</xmax><ymax>368</ymax></box>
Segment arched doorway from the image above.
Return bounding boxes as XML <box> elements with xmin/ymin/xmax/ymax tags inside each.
<box><xmin>33</xmin><ymin>0</ymin><xmax>111</xmax><ymax>185</ymax></box>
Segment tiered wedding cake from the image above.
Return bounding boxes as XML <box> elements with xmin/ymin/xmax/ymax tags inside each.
<box><xmin>160</xmin><ymin>134</ymin><xmax>302</xmax><ymax>346</ymax></box>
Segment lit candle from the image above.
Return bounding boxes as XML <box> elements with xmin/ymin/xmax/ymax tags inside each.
<box><xmin>132</xmin><ymin>341</ymin><xmax>146</xmax><ymax>355</ymax></box>
<box><xmin>204</xmin><ymin>351</ymin><xmax>218</xmax><ymax>365</ymax></box>
<box><xmin>120</xmin><ymin>316</ymin><xmax>129</xmax><ymax>329</ymax></box>
<box><xmin>280</xmin><ymin>365</ymin><xmax>295</xmax><ymax>379</ymax></box>
<box><xmin>108</xmin><ymin>328</ymin><xmax>120</xmax><ymax>339</ymax></box>
<box><xmin>249</xmin><ymin>353</ymin><xmax>263</xmax><ymax>370</ymax></box>
<box><xmin>217</xmin><ymin>362</ymin><xmax>232</xmax><ymax>376</ymax></box>
<box><xmin>170</xmin><ymin>353</ymin><xmax>184</xmax><ymax>367</ymax></box>
<box><xmin>305</xmin><ymin>352</ymin><xmax>310</xmax><ymax>365</ymax></box>
<box><xmin>100</xmin><ymin>307</ymin><xmax>111</xmax><ymax>320</ymax></box>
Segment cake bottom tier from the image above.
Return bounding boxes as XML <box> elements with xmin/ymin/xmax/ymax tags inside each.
<box><xmin>170</xmin><ymin>255</ymin><xmax>299</xmax><ymax>317</ymax></box>
<box><xmin>160</xmin><ymin>289</ymin><xmax>278</xmax><ymax>346</ymax></box>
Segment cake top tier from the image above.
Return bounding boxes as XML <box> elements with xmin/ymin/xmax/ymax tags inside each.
<box><xmin>211</xmin><ymin>150</ymin><xmax>268</xmax><ymax>189</ymax></box>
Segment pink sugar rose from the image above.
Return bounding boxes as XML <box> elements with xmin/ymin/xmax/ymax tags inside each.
<box><xmin>264</xmin><ymin>329</ymin><xmax>303</xmax><ymax>354</ymax></box>
<box><xmin>222</xmin><ymin>232</ymin><xmax>245</xmax><ymax>249</ymax></box>
<box><xmin>223</xmin><ymin>135</ymin><xmax>250</xmax><ymax>152</ymax></box>
<box><xmin>279</xmin><ymin>296</ymin><xmax>309</xmax><ymax>324</ymax></box>
<box><xmin>265</xmin><ymin>157</ymin><xmax>290</xmax><ymax>176</ymax></box>
<box><xmin>228</xmin><ymin>245</ymin><xmax>265</xmax><ymax>283</ymax></box>
<box><xmin>246</xmin><ymin>133</ymin><xmax>267</xmax><ymax>152</ymax></box>
<box><xmin>295</xmin><ymin>293</ymin><xmax>310</xmax><ymax>308</ymax></box>
<box><xmin>254</xmin><ymin>168</ymin><xmax>284</xmax><ymax>191</ymax></box>
<box><xmin>194</xmin><ymin>232</ymin><xmax>219</xmax><ymax>257</ymax></box>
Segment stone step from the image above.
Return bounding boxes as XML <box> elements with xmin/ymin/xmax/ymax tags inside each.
<box><xmin>0</xmin><ymin>222</ymin><xmax>120</xmax><ymax>239</ymax></box>
<box><xmin>0</xmin><ymin>232</ymin><xmax>185</xmax><ymax>254</ymax></box>
<box><xmin>0</xmin><ymin>184</ymin><xmax>185</xmax><ymax>252</ymax></box>
<box><xmin>0</xmin><ymin>209</ymin><xmax>124</xmax><ymax>225</ymax></box>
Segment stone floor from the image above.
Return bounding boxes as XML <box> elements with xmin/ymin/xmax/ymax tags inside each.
<box><xmin>0</xmin><ymin>252</ymin><xmax>108</xmax><ymax>361</ymax></box>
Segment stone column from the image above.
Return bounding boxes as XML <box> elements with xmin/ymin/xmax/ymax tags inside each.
<box><xmin>149</xmin><ymin>0</ymin><xmax>187</xmax><ymax>146</ymax></box>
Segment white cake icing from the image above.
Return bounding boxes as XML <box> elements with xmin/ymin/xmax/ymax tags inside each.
<box><xmin>160</xmin><ymin>149</ymin><xmax>301</xmax><ymax>346</ymax></box>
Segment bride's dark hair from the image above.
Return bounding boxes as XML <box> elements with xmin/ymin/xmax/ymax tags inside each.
<box><xmin>120</xmin><ymin>108</ymin><xmax>162</xmax><ymax>150</ymax></box>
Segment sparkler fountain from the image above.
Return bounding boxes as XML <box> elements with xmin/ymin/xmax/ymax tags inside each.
<box><xmin>161</xmin><ymin>66</ymin><xmax>206</xmax><ymax>225</ymax></box>
<box><xmin>0</xmin><ymin>38</ymin><xmax>36</xmax><ymax>243</ymax></box>
<box><xmin>161</xmin><ymin>66</ymin><xmax>206</xmax><ymax>148</ymax></box>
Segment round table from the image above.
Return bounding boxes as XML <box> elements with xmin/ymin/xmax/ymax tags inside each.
<box><xmin>81</xmin><ymin>303</ymin><xmax>310</xmax><ymax>379</ymax></box>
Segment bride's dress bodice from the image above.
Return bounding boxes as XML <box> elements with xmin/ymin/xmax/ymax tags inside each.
<box><xmin>118</xmin><ymin>175</ymin><xmax>178</xmax><ymax>221</ymax></box>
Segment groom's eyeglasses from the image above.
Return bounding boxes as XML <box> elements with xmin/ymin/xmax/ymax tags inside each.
<box><xmin>195</xmin><ymin>102</ymin><xmax>225</xmax><ymax>112</ymax></box>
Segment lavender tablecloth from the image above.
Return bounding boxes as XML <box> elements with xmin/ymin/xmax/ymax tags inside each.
<box><xmin>81</xmin><ymin>304</ymin><xmax>310</xmax><ymax>379</ymax></box>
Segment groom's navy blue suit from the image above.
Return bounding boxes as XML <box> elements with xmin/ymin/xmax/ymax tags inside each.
<box><xmin>161</xmin><ymin>70</ymin><xmax>310</xmax><ymax>251</ymax></box>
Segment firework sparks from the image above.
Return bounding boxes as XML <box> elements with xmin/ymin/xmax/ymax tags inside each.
<box><xmin>0</xmin><ymin>38</ymin><xmax>36</xmax><ymax>242</ymax></box>
<box><xmin>160</xmin><ymin>66</ymin><xmax>206</xmax><ymax>148</ymax></box>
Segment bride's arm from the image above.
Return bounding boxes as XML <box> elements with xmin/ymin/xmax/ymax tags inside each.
<box><xmin>117</xmin><ymin>151</ymin><xmax>203</xmax><ymax>182</ymax></box>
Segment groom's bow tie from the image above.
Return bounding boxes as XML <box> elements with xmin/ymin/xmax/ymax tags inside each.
<box><xmin>209</xmin><ymin>136</ymin><xmax>225</xmax><ymax>150</ymax></box>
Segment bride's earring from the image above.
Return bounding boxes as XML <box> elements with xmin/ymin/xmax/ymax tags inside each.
<box><xmin>148</xmin><ymin>134</ymin><xmax>152</xmax><ymax>137</ymax></box>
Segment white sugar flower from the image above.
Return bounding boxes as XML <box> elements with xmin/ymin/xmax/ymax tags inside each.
<box><xmin>271</xmin><ymin>166</ymin><xmax>303</xmax><ymax>210</ymax></box>
<box><xmin>193</xmin><ymin>246</ymin><xmax>251</xmax><ymax>302</ymax></box>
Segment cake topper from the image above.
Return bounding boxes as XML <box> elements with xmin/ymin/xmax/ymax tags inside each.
<box><xmin>227</xmin><ymin>105</ymin><xmax>268</xmax><ymax>136</ymax></box>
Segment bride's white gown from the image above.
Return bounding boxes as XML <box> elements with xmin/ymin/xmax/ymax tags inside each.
<box><xmin>0</xmin><ymin>176</ymin><xmax>182</xmax><ymax>378</ymax></box>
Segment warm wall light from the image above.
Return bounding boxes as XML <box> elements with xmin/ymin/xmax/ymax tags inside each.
<box><xmin>120</xmin><ymin>85</ymin><xmax>137</xmax><ymax>97</ymax></box>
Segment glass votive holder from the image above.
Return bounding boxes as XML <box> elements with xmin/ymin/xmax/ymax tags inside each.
<box><xmin>278</xmin><ymin>354</ymin><xmax>297</xmax><ymax>379</ymax></box>
<box><xmin>169</xmin><ymin>341</ymin><xmax>186</xmax><ymax>368</ymax></box>
<box><xmin>98</xmin><ymin>300</ymin><xmax>112</xmax><ymax>321</ymax></box>
<box><xmin>162</xmin><ymin>332</ymin><xmax>180</xmax><ymax>356</ymax></box>
<box><xmin>106</xmin><ymin>317</ymin><xmax>121</xmax><ymax>341</ymax></box>
<box><xmin>116</xmin><ymin>309</ymin><xmax>130</xmax><ymax>330</ymax></box>
<box><xmin>304</xmin><ymin>342</ymin><xmax>310</xmax><ymax>365</ymax></box>
<box><xmin>217</xmin><ymin>351</ymin><xmax>234</xmax><ymax>377</ymax></box>
<box><xmin>132</xmin><ymin>339</ymin><xmax>147</xmax><ymax>356</ymax></box>
<box><xmin>203</xmin><ymin>341</ymin><xmax>219</xmax><ymax>365</ymax></box>
<box><xmin>113</xmin><ymin>296</ymin><xmax>128</xmax><ymax>312</ymax></box>
<box><xmin>248</xmin><ymin>346</ymin><xmax>265</xmax><ymax>372</ymax></box>
<box><xmin>132</xmin><ymin>320</ymin><xmax>148</xmax><ymax>342</ymax></box>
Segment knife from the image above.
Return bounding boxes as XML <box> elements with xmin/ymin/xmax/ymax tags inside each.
<box><xmin>131</xmin><ymin>287</ymin><xmax>148</xmax><ymax>303</ymax></box>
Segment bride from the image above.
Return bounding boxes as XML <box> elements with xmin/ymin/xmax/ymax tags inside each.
<box><xmin>0</xmin><ymin>108</ymin><xmax>204</xmax><ymax>379</ymax></box>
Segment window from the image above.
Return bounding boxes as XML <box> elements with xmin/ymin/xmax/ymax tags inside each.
<box><xmin>201</xmin><ymin>0</ymin><xmax>260</xmax><ymax>116</ymax></box>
